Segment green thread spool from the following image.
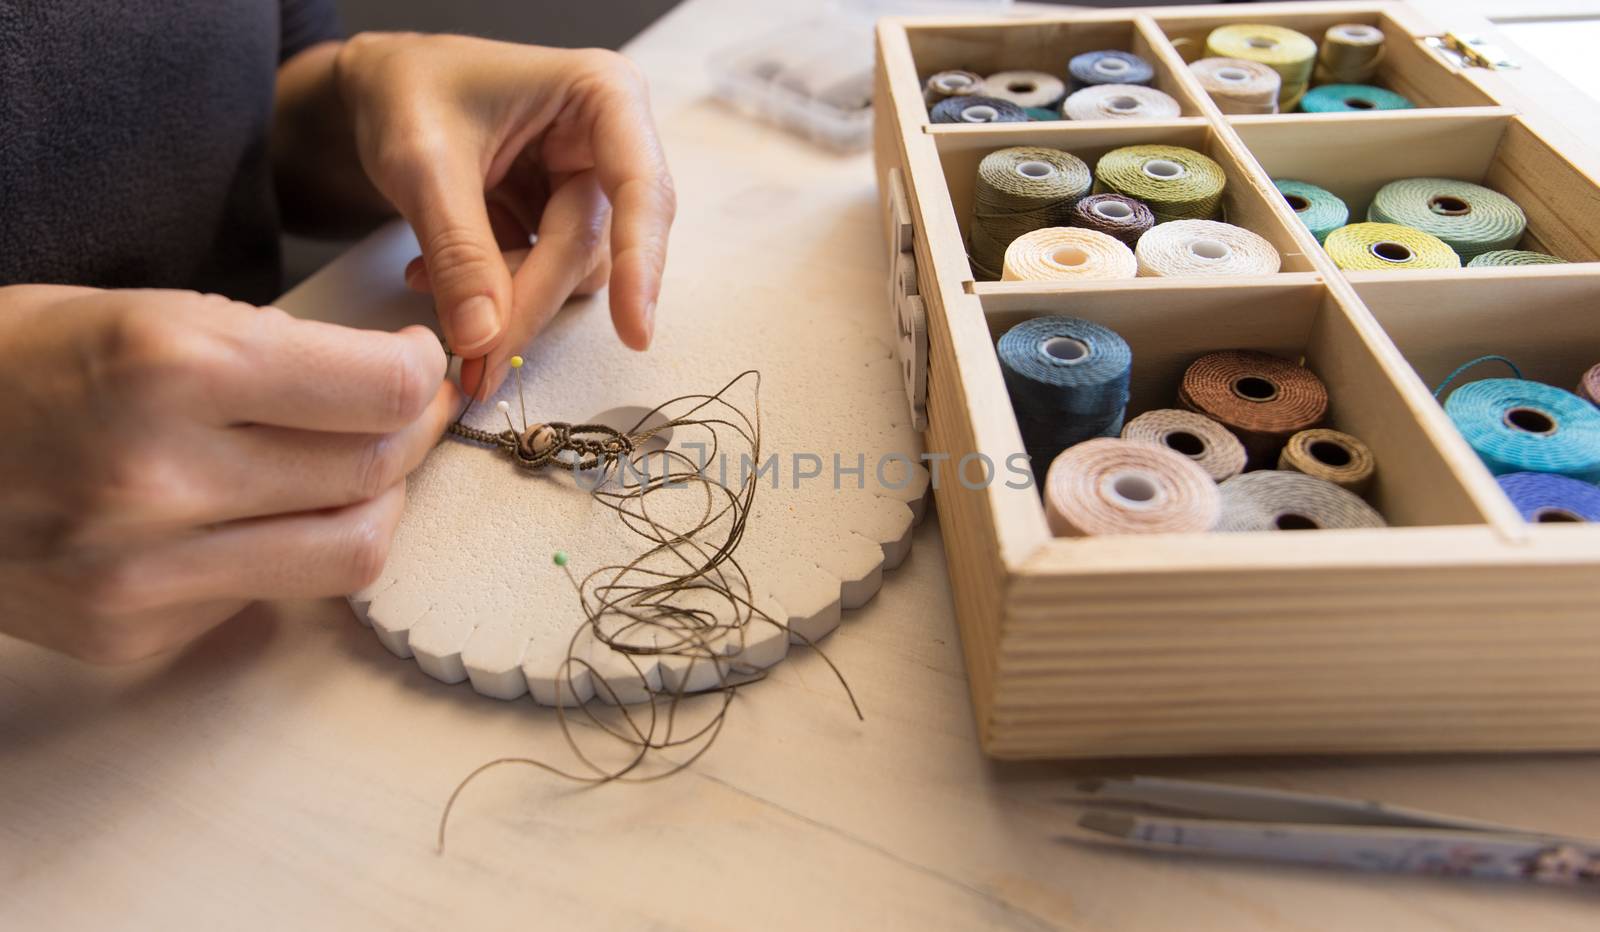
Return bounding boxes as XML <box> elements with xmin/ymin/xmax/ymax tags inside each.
<box><xmin>1274</xmin><ymin>179</ymin><xmax>1348</xmax><ymax>243</ymax></box>
<box><xmin>1467</xmin><ymin>249</ymin><xmax>1566</xmax><ymax>267</ymax></box>
<box><xmin>1299</xmin><ymin>83</ymin><xmax>1413</xmax><ymax>113</ymax></box>
<box><xmin>969</xmin><ymin>146</ymin><xmax>1092</xmax><ymax>281</ymax></box>
<box><xmin>1324</xmin><ymin>222</ymin><xmax>1460</xmax><ymax>271</ymax></box>
<box><xmin>1025</xmin><ymin>106</ymin><xmax>1063</xmax><ymax>122</ymax></box>
<box><xmin>1205</xmin><ymin>24</ymin><xmax>1316</xmax><ymax>109</ymax></box>
<box><xmin>1368</xmin><ymin>178</ymin><xmax>1526</xmax><ymax>261</ymax></box>
<box><xmin>1314</xmin><ymin>23</ymin><xmax>1386</xmax><ymax>85</ymax></box>
<box><xmin>1094</xmin><ymin>145</ymin><xmax>1226</xmax><ymax>223</ymax></box>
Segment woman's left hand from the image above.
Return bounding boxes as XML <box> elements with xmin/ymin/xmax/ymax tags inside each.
<box><xmin>335</xmin><ymin>33</ymin><xmax>676</xmax><ymax>394</ymax></box>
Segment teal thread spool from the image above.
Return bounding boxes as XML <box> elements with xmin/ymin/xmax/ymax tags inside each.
<box><xmin>1274</xmin><ymin>179</ymin><xmax>1348</xmax><ymax>243</ymax></box>
<box><xmin>1025</xmin><ymin>106</ymin><xmax>1063</xmax><ymax>122</ymax></box>
<box><xmin>1436</xmin><ymin>357</ymin><xmax>1600</xmax><ymax>481</ymax></box>
<box><xmin>1299</xmin><ymin>84</ymin><xmax>1413</xmax><ymax>113</ymax></box>
<box><xmin>1467</xmin><ymin>249</ymin><xmax>1566</xmax><ymax>267</ymax></box>
<box><xmin>1368</xmin><ymin>177</ymin><xmax>1526</xmax><ymax>261</ymax></box>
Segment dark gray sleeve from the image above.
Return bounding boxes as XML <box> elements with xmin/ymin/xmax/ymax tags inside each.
<box><xmin>280</xmin><ymin>0</ymin><xmax>344</xmax><ymax>62</ymax></box>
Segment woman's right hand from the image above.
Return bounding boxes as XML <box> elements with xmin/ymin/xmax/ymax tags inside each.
<box><xmin>0</xmin><ymin>285</ymin><xmax>458</xmax><ymax>662</ymax></box>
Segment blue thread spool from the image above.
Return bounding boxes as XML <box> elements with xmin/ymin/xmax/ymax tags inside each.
<box><xmin>1299</xmin><ymin>83</ymin><xmax>1413</xmax><ymax>112</ymax></box>
<box><xmin>998</xmin><ymin>316</ymin><xmax>1132</xmax><ymax>479</ymax></box>
<box><xmin>1067</xmin><ymin>50</ymin><xmax>1155</xmax><ymax>91</ymax></box>
<box><xmin>930</xmin><ymin>95</ymin><xmax>1028</xmax><ymax>124</ymax></box>
<box><xmin>1438</xmin><ymin>359</ymin><xmax>1600</xmax><ymax>481</ymax></box>
<box><xmin>1497</xmin><ymin>472</ymin><xmax>1600</xmax><ymax>523</ymax></box>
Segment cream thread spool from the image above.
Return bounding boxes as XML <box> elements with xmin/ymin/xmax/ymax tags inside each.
<box><xmin>1121</xmin><ymin>408</ymin><xmax>1248</xmax><ymax>482</ymax></box>
<box><xmin>1002</xmin><ymin>227</ymin><xmax>1138</xmax><ymax>281</ymax></box>
<box><xmin>1044</xmin><ymin>438</ymin><xmax>1221</xmax><ymax>537</ymax></box>
<box><xmin>983</xmin><ymin>70</ymin><xmax>1067</xmax><ymax>110</ymax></box>
<box><xmin>1216</xmin><ymin>470</ymin><xmax>1386</xmax><ymax>532</ymax></box>
<box><xmin>1135</xmin><ymin>219</ymin><xmax>1281</xmax><ymax>276</ymax></box>
<box><xmin>1061</xmin><ymin>84</ymin><xmax>1182</xmax><ymax>121</ymax></box>
<box><xmin>1278</xmin><ymin>428</ymin><xmax>1376</xmax><ymax>495</ymax></box>
<box><xmin>1189</xmin><ymin>57</ymin><xmax>1280</xmax><ymax>114</ymax></box>
<box><xmin>924</xmin><ymin>69</ymin><xmax>984</xmax><ymax>107</ymax></box>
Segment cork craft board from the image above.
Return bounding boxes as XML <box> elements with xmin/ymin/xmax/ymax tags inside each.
<box><xmin>277</xmin><ymin>224</ymin><xmax>928</xmax><ymax>704</ymax></box>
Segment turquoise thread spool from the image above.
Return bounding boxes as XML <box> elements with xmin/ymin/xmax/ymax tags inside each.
<box><xmin>1299</xmin><ymin>84</ymin><xmax>1413</xmax><ymax>113</ymax></box>
<box><xmin>1274</xmin><ymin>179</ymin><xmax>1348</xmax><ymax>243</ymax></box>
<box><xmin>1436</xmin><ymin>357</ymin><xmax>1600</xmax><ymax>481</ymax></box>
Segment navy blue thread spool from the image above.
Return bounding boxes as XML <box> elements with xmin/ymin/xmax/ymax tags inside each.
<box><xmin>1497</xmin><ymin>472</ymin><xmax>1600</xmax><ymax>524</ymax></box>
<box><xmin>930</xmin><ymin>95</ymin><xmax>1029</xmax><ymax>124</ymax></box>
<box><xmin>998</xmin><ymin>316</ymin><xmax>1132</xmax><ymax>481</ymax></box>
<box><xmin>1068</xmin><ymin>50</ymin><xmax>1155</xmax><ymax>91</ymax></box>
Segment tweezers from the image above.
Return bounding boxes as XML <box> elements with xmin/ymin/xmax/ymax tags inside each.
<box><xmin>1065</xmin><ymin>776</ymin><xmax>1600</xmax><ymax>888</ymax></box>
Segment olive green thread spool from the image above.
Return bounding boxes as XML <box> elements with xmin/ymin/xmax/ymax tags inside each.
<box><xmin>1314</xmin><ymin>23</ymin><xmax>1386</xmax><ymax>85</ymax></box>
<box><xmin>969</xmin><ymin>146</ymin><xmax>1092</xmax><ymax>280</ymax></box>
<box><xmin>1324</xmin><ymin>222</ymin><xmax>1460</xmax><ymax>271</ymax></box>
<box><xmin>1094</xmin><ymin>145</ymin><xmax>1226</xmax><ymax>223</ymax></box>
<box><xmin>1367</xmin><ymin>178</ymin><xmax>1526</xmax><ymax>261</ymax></box>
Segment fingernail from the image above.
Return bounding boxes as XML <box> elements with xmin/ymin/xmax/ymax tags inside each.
<box><xmin>641</xmin><ymin>299</ymin><xmax>657</xmax><ymax>347</ymax></box>
<box><xmin>452</xmin><ymin>296</ymin><xmax>498</xmax><ymax>353</ymax></box>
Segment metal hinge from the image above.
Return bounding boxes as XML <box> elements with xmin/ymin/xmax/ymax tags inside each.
<box><xmin>1423</xmin><ymin>32</ymin><xmax>1520</xmax><ymax>71</ymax></box>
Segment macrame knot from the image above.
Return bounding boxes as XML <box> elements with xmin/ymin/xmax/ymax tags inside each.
<box><xmin>508</xmin><ymin>422</ymin><xmax>635</xmax><ymax>471</ymax></box>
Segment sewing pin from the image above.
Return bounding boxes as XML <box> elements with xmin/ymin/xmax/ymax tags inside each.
<box><xmin>496</xmin><ymin>400</ymin><xmax>519</xmax><ymax>436</ymax></box>
<box><xmin>511</xmin><ymin>355</ymin><xmax>528</xmax><ymax>430</ymax></box>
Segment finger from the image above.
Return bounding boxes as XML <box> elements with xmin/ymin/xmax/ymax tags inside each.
<box><xmin>589</xmin><ymin>75</ymin><xmax>675</xmax><ymax>350</ymax></box>
<box><xmin>213</xmin><ymin>312</ymin><xmax>448</xmax><ymax>433</ymax></box>
<box><xmin>54</xmin><ymin>599</ymin><xmax>251</xmax><ymax>665</ymax></box>
<box><xmin>406</xmin><ymin>248</ymin><xmax>531</xmax><ymax>296</ymax></box>
<box><xmin>123</xmin><ymin>480</ymin><xmax>409</xmax><ymax>606</ymax></box>
<box><xmin>198</xmin><ymin>378</ymin><xmax>458</xmax><ymax>524</ymax></box>
<box><xmin>386</xmin><ymin>149</ymin><xmax>511</xmax><ymax>358</ymax></box>
<box><xmin>490</xmin><ymin>172</ymin><xmax>610</xmax><ymax>375</ymax></box>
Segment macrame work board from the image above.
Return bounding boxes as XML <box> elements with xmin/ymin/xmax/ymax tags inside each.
<box><xmin>276</xmin><ymin>224</ymin><xmax>926</xmax><ymax>705</ymax></box>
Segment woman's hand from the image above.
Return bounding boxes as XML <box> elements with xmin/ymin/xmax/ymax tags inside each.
<box><xmin>0</xmin><ymin>285</ymin><xmax>458</xmax><ymax>662</ymax></box>
<box><xmin>333</xmin><ymin>34</ymin><xmax>676</xmax><ymax>395</ymax></box>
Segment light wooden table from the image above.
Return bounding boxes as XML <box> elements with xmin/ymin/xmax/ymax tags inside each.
<box><xmin>3</xmin><ymin>2</ymin><xmax>1598</xmax><ymax>929</ymax></box>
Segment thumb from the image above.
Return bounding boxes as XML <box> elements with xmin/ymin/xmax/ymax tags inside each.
<box><xmin>389</xmin><ymin>154</ymin><xmax>511</xmax><ymax>359</ymax></box>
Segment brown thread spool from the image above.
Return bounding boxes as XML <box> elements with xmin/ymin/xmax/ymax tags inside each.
<box><xmin>1044</xmin><ymin>438</ymin><xmax>1221</xmax><ymax>537</ymax></box>
<box><xmin>1179</xmin><ymin>350</ymin><xmax>1329</xmax><ymax>466</ymax></box>
<box><xmin>1122</xmin><ymin>408</ymin><xmax>1247</xmax><ymax>482</ymax></box>
<box><xmin>1278</xmin><ymin>427</ymin><xmax>1376</xmax><ymax>495</ymax></box>
<box><xmin>1068</xmin><ymin>193</ymin><xmax>1156</xmax><ymax>246</ymax></box>
<box><xmin>1313</xmin><ymin>23</ymin><xmax>1386</xmax><ymax>85</ymax></box>
<box><xmin>1577</xmin><ymin>363</ymin><xmax>1600</xmax><ymax>406</ymax></box>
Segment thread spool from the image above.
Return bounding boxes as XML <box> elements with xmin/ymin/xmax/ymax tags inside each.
<box><xmin>1315</xmin><ymin>23</ymin><xmax>1386</xmax><ymax>85</ymax></box>
<box><xmin>1135</xmin><ymin>219</ymin><xmax>1281</xmax><ymax>277</ymax></box>
<box><xmin>924</xmin><ymin>69</ymin><xmax>984</xmax><ymax>108</ymax></box>
<box><xmin>1044</xmin><ymin>438</ymin><xmax>1221</xmax><ymax>537</ymax></box>
<box><xmin>1324</xmin><ymin>222</ymin><xmax>1461</xmax><ymax>271</ymax></box>
<box><xmin>1025</xmin><ymin>107</ymin><xmax>1062</xmax><ymax>122</ymax></box>
<box><xmin>1067</xmin><ymin>50</ymin><xmax>1155</xmax><ymax>91</ymax></box>
<box><xmin>1094</xmin><ymin>145</ymin><xmax>1226</xmax><ymax>223</ymax></box>
<box><xmin>1442</xmin><ymin>378</ymin><xmax>1600</xmax><ymax>481</ymax></box>
<box><xmin>1121</xmin><ymin>408</ymin><xmax>1247</xmax><ymax>482</ymax></box>
<box><xmin>1062</xmin><ymin>84</ymin><xmax>1182</xmax><ymax>121</ymax></box>
<box><xmin>997</xmin><ymin>316</ymin><xmax>1132</xmax><ymax>476</ymax></box>
<box><xmin>1467</xmin><ymin>249</ymin><xmax>1566</xmax><ymax>267</ymax></box>
<box><xmin>969</xmin><ymin>146</ymin><xmax>1093</xmax><ymax>280</ymax></box>
<box><xmin>1278</xmin><ymin>428</ymin><xmax>1376</xmax><ymax>495</ymax></box>
<box><xmin>1578</xmin><ymin>364</ymin><xmax>1600</xmax><ymax>406</ymax></box>
<box><xmin>1179</xmin><ymin>350</ymin><xmax>1329</xmax><ymax>465</ymax></box>
<box><xmin>1274</xmin><ymin>179</ymin><xmax>1348</xmax><ymax>243</ymax></box>
<box><xmin>1204</xmin><ymin>24</ymin><xmax>1316</xmax><ymax>110</ymax></box>
<box><xmin>930</xmin><ymin>95</ymin><xmax>1029</xmax><ymax>125</ymax></box>
<box><xmin>1367</xmin><ymin>178</ymin><xmax>1526</xmax><ymax>261</ymax></box>
<box><xmin>1189</xmin><ymin>57</ymin><xmax>1280</xmax><ymax>114</ymax></box>
<box><xmin>1001</xmin><ymin>227</ymin><xmax>1138</xmax><ymax>282</ymax></box>
<box><xmin>1068</xmin><ymin>193</ymin><xmax>1155</xmax><ymax>246</ymax></box>
<box><xmin>983</xmin><ymin>70</ymin><xmax>1067</xmax><ymax>110</ymax></box>
<box><xmin>1497</xmin><ymin>472</ymin><xmax>1600</xmax><ymax>523</ymax></box>
<box><xmin>1299</xmin><ymin>83</ymin><xmax>1413</xmax><ymax>113</ymax></box>
<box><xmin>1216</xmin><ymin>470</ymin><xmax>1386</xmax><ymax>532</ymax></box>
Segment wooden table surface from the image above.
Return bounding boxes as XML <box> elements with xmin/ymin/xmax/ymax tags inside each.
<box><xmin>4</xmin><ymin>2</ymin><xmax>1598</xmax><ymax>929</ymax></box>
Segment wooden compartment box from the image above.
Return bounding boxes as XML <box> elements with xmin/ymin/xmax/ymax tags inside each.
<box><xmin>873</xmin><ymin>2</ymin><xmax>1600</xmax><ymax>759</ymax></box>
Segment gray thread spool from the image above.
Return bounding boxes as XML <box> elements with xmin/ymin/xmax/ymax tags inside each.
<box><xmin>969</xmin><ymin>147</ymin><xmax>1092</xmax><ymax>280</ymax></box>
